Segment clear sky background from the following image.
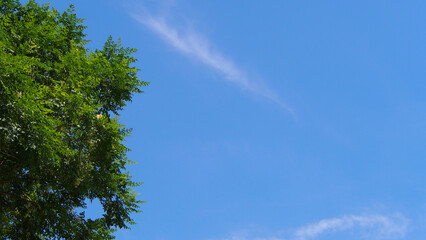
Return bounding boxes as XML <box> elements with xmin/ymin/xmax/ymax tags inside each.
<box><xmin>34</xmin><ymin>0</ymin><xmax>425</xmax><ymax>239</ymax></box>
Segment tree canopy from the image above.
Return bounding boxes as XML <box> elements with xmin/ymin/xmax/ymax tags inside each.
<box><xmin>0</xmin><ymin>0</ymin><xmax>148</xmax><ymax>239</ymax></box>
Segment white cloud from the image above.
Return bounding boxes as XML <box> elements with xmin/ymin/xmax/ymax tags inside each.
<box><xmin>130</xmin><ymin>11</ymin><xmax>295</xmax><ymax>116</ymax></box>
<box><xmin>212</xmin><ymin>213</ymin><xmax>408</xmax><ymax>240</ymax></box>
<box><xmin>217</xmin><ymin>237</ymin><xmax>282</xmax><ymax>240</ymax></box>
<box><xmin>293</xmin><ymin>214</ymin><xmax>409</xmax><ymax>240</ymax></box>
<box><xmin>211</xmin><ymin>231</ymin><xmax>284</xmax><ymax>240</ymax></box>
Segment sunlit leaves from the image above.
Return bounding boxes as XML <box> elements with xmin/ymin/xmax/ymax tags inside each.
<box><xmin>0</xmin><ymin>0</ymin><xmax>147</xmax><ymax>239</ymax></box>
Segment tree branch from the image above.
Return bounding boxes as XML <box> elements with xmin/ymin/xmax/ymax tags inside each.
<box><xmin>0</xmin><ymin>150</ymin><xmax>19</xmax><ymax>161</ymax></box>
<box><xmin>0</xmin><ymin>191</ymin><xmax>35</xmax><ymax>203</ymax></box>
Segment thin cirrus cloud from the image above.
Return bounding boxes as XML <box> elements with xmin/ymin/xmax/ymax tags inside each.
<box><xmin>213</xmin><ymin>213</ymin><xmax>408</xmax><ymax>240</ymax></box>
<box><xmin>293</xmin><ymin>214</ymin><xmax>409</xmax><ymax>240</ymax></box>
<box><xmin>130</xmin><ymin>10</ymin><xmax>295</xmax><ymax>117</ymax></box>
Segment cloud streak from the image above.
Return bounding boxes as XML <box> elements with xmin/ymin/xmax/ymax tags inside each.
<box><xmin>293</xmin><ymin>214</ymin><xmax>409</xmax><ymax>240</ymax></box>
<box><xmin>213</xmin><ymin>213</ymin><xmax>408</xmax><ymax>240</ymax></box>
<box><xmin>130</xmin><ymin>11</ymin><xmax>295</xmax><ymax>116</ymax></box>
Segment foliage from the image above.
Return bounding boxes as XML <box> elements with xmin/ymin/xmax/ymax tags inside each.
<box><xmin>0</xmin><ymin>0</ymin><xmax>148</xmax><ymax>239</ymax></box>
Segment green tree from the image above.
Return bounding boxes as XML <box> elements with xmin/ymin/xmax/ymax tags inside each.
<box><xmin>0</xmin><ymin>0</ymin><xmax>148</xmax><ymax>239</ymax></box>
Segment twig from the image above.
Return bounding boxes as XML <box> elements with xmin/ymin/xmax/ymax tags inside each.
<box><xmin>0</xmin><ymin>191</ymin><xmax>34</xmax><ymax>203</ymax></box>
<box><xmin>0</xmin><ymin>150</ymin><xmax>19</xmax><ymax>161</ymax></box>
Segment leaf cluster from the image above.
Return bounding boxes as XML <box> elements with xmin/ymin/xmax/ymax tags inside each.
<box><xmin>0</xmin><ymin>1</ymin><xmax>148</xmax><ymax>239</ymax></box>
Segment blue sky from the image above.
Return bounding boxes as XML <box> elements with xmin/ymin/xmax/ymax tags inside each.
<box><xmin>36</xmin><ymin>0</ymin><xmax>426</xmax><ymax>239</ymax></box>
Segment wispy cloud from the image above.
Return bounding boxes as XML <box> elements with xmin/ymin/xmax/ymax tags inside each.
<box><xmin>294</xmin><ymin>214</ymin><xmax>408</xmax><ymax>240</ymax></box>
<box><xmin>212</xmin><ymin>213</ymin><xmax>408</xmax><ymax>240</ymax></box>
<box><xmin>130</xmin><ymin>10</ymin><xmax>295</xmax><ymax>116</ymax></box>
<box><xmin>210</xmin><ymin>228</ymin><xmax>284</xmax><ymax>240</ymax></box>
